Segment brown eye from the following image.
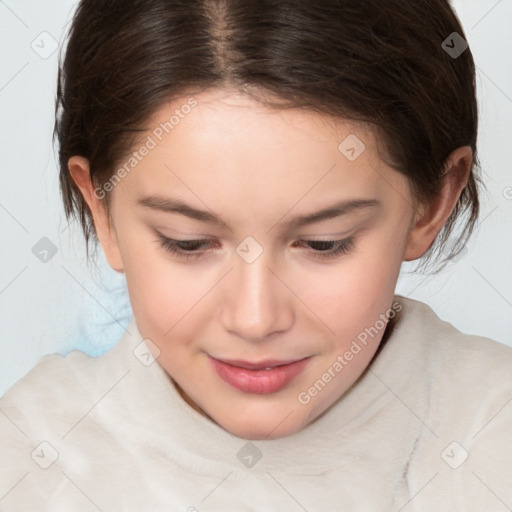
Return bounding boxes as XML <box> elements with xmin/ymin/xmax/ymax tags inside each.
<box><xmin>156</xmin><ymin>234</ymin><xmax>215</xmax><ymax>260</ymax></box>
<box><xmin>295</xmin><ymin>238</ymin><xmax>356</xmax><ymax>259</ymax></box>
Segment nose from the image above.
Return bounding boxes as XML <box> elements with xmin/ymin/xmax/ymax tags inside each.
<box><xmin>221</xmin><ymin>251</ymin><xmax>294</xmax><ymax>343</ymax></box>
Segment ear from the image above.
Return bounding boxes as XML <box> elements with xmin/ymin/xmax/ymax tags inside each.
<box><xmin>403</xmin><ymin>146</ymin><xmax>473</xmax><ymax>262</ymax></box>
<box><xmin>68</xmin><ymin>156</ymin><xmax>124</xmax><ymax>273</ymax></box>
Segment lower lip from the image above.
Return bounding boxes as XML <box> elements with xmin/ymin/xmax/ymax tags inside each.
<box><xmin>209</xmin><ymin>356</ymin><xmax>311</xmax><ymax>394</ymax></box>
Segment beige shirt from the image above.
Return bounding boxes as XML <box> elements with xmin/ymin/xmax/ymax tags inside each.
<box><xmin>1</xmin><ymin>295</ymin><xmax>511</xmax><ymax>511</ymax></box>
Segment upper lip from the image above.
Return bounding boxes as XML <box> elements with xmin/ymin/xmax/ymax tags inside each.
<box><xmin>211</xmin><ymin>356</ymin><xmax>309</xmax><ymax>370</ymax></box>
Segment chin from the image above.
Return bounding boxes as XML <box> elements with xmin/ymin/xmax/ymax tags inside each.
<box><xmin>213</xmin><ymin>405</ymin><xmax>307</xmax><ymax>440</ymax></box>
<box><xmin>225</xmin><ymin>422</ymin><xmax>298</xmax><ymax>441</ymax></box>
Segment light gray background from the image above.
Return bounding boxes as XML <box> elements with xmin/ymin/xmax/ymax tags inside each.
<box><xmin>1</xmin><ymin>0</ymin><xmax>511</xmax><ymax>396</ymax></box>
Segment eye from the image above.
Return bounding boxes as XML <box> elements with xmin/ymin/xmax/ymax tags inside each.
<box><xmin>294</xmin><ymin>237</ymin><xmax>356</xmax><ymax>259</ymax></box>
<box><xmin>155</xmin><ymin>231</ymin><xmax>356</xmax><ymax>261</ymax></box>
<box><xmin>157</xmin><ymin>235</ymin><xmax>215</xmax><ymax>260</ymax></box>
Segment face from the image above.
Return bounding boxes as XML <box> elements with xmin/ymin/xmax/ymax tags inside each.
<box><xmin>73</xmin><ymin>88</ymin><xmax>435</xmax><ymax>440</ymax></box>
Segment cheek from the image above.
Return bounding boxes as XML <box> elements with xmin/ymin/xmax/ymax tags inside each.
<box><xmin>121</xmin><ymin>243</ymin><xmax>222</xmax><ymax>357</ymax></box>
<box><xmin>119</xmin><ymin>238</ymin><xmax>190</xmax><ymax>335</ymax></box>
<box><xmin>293</xmin><ymin>236</ymin><xmax>404</xmax><ymax>384</ymax></box>
<box><xmin>305</xmin><ymin>234</ymin><xmax>403</xmax><ymax>325</ymax></box>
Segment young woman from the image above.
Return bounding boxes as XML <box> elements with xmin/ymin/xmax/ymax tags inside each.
<box><xmin>1</xmin><ymin>0</ymin><xmax>511</xmax><ymax>510</ymax></box>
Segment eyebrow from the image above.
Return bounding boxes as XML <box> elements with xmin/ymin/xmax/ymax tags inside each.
<box><xmin>138</xmin><ymin>195</ymin><xmax>381</xmax><ymax>231</ymax></box>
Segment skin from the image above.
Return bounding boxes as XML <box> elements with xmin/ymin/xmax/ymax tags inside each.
<box><xmin>69</xmin><ymin>88</ymin><xmax>472</xmax><ymax>440</ymax></box>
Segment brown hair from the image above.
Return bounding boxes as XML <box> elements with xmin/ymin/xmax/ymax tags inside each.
<box><xmin>54</xmin><ymin>0</ymin><xmax>483</xmax><ymax>273</ymax></box>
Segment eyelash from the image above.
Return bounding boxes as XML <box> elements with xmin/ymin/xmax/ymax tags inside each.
<box><xmin>155</xmin><ymin>233</ymin><xmax>356</xmax><ymax>261</ymax></box>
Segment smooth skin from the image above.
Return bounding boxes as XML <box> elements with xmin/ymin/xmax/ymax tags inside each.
<box><xmin>69</xmin><ymin>88</ymin><xmax>472</xmax><ymax>440</ymax></box>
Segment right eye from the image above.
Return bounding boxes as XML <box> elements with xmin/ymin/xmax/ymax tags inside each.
<box><xmin>156</xmin><ymin>234</ymin><xmax>216</xmax><ymax>260</ymax></box>
<box><xmin>294</xmin><ymin>237</ymin><xmax>356</xmax><ymax>259</ymax></box>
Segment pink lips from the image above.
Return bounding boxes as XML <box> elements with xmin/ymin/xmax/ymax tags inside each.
<box><xmin>209</xmin><ymin>356</ymin><xmax>311</xmax><ymax>394</ymax></box>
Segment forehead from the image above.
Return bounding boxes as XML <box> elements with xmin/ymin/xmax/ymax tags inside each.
<box><xmin>147</xmin><ymin>87</ymin><xmax>379</xmax><ymax>152</ymax></box>
<box><xmin>113</xmin><ymin>88</ymin><xmax>411</xmax><ymax>222</ymax></box>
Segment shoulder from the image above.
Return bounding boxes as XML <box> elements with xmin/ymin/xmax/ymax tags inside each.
<box><xmin>0</xmin><ymin>345</ymin><xmax>120</xmax><ymax>493</ymax></box>
<box><xmin>0</xmin><ymin>335</ymin><xmax>128</xmax><ymax>433</ymax></box>
<box><xmin>392</xmin><ymin>297</ymin><xmax>512</xmax><ymax>507</ymax></box>
<box><xmin>0</xmin><ymin>347</ymin><xmax>105</xmax><ymax>444</ymax></box>
<box><xmin>393</xmin><ymin>295</ymin><xmax>512</xmax><ymax>429</ymax></box>
<box><xmin>0</xmin><ymin>350</ymin><xmax>88</xmax><ymax>503</ymax></box>
<box><xmin>1</xmin><ymin>348</ymin><xmax>99</xmax><ymax>412</ymax></box>
<box><xmin>0</xmin><ymin>316</ymin><xmax>138</xmax><ymax>445</ymax></box>
<box><xmin>395</xmin><ymin>294</ymin><xmax>512</xmax><ymax>373</ymax></box>
<box><xmin>0</xmin><ymin>318</ymin><xmax>142</xmax><ymax>506</ymax></box>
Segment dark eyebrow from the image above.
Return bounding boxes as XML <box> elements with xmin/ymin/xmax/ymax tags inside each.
<box><xmin>138</xmin><ymin>195</ymin><xmax>381</xmax><ymax>231</ymax></box>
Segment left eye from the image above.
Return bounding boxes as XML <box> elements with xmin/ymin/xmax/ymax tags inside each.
<box><xmin>156</xmin><ymin>233</ymin><xmax>356</xmax><ymax>261</ymax></box>
<box><xmin>294</xmin><ymin>238</ymin><xmax>356</xmax><ymax>259</ymax></box>
<box><xmin>157</xmin><ymin>236</ymin><xmax>214</xmax><ymax>260</ymax></box>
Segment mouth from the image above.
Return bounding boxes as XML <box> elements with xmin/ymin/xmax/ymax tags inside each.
<box><xmin>208</xmin><ymin>355</ymin><xmax>312</xmax><ymax>394</ymax></box>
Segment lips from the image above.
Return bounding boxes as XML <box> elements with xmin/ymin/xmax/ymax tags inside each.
<box><xmin>209</xmin><ymin>355</ymin><xmax>311</xmax><ymax>394</ymax></box>
<box><xmin>212</xmin><ymin>357</ymin><xmax>305</xmax><ymax>371</ymax></box>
